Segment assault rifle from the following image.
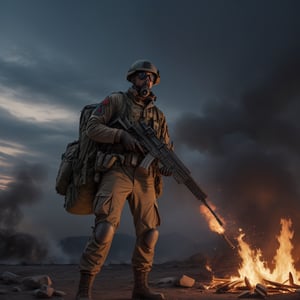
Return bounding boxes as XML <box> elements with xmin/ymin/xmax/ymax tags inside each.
<box><xmin>114</xmin><ymin>117</ymin><xmax>235</xmax><ymax>249</ymax></box>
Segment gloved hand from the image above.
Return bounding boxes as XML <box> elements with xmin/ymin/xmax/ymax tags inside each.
<box><xmin>120</xmin><ymin>131</ymin><xmax>144</xmax><ymax>153</ymax></box>
<box><xmin>159</xmin><ymin>166</ymin><xmax>172</xmax><ymax>176</ymax></box>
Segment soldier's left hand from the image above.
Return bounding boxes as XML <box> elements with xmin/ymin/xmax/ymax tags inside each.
<box><xmin>120</xmin><ymin>131</ymin><xmax>144</xmax><ymax>153</ymax></box>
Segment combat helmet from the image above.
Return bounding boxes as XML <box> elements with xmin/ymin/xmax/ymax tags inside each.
<box><xmin>126</xmin><ymin>59</ymin><xmax>160</xmax><ymax>85</ymax></box>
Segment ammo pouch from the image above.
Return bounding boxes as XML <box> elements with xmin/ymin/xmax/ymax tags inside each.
<box><xmin>94</xmin><ymin>151</ymin><xmax>118</xmax><ymax>182</ymax></box>
<box><xmin>95</xmin><ymin>151</ymin><xmax>117</xmax><ymax>172</ymax></box>
<box><xmin>94</xmin><ymin>150</ymin><xmax>163</xmax><ymax>197</ymax></box>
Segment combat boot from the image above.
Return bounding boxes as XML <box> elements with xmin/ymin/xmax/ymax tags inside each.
<box><xmin>132</xmin><ymin>270</ymin><xmax>166</xmax><ymax>300</ymax></box>
<box><xmin>75</xmin><ymin>272</ymin><xmax>95</xmax><ymax>300</ymax></box>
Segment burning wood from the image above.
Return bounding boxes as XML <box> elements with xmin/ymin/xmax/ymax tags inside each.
<box><xmin>215</xmin><ymin>279</ymin><xmax>243</xmax><ymax>293</ymax></box>
<box><xmin>263</xmin><ymin>278</ymin><xmax>297</xmax><ymax>293</ymax></box>
<box><xmin>209</xmin><ymin>272</ymin><xmax>300</xmax><ymax>297</ymax></box>
<box><xmin>255</xmin><ymin>283</ymin><xmax>268</xmax><ymax>298</ymax></box>
<box><xmin>244</xmin><ymin>276</ymin><xmax>253</xmax><ymax>291</ymax></box>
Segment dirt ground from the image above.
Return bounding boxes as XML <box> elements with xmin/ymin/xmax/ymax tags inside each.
<box><xmin>1</xmin><ymin>264</ymin><xmax>300</xmax><ymax>300</ymax></box>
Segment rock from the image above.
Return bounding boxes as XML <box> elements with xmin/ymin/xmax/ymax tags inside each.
<box><xmin>0</xmin><ymin>288</ymin><xmax>9</xmax><ymax>294</ymax></box>
<box><xmin>33</xmin><ymin>284</ymin><xmax>55</xmax><ymax>298</ymax></box>
<box><xmin>54</xmin><ymin>289</ymin><xmax>67</xmax><ymax>296</ymax></box>
<box><xmin>0</xmin><ymin>271</ymin><xmax>21</xmax><ymax>284</ymax></box>
<box><xmin>12</xmin><ymin>286</ymin><xmax>23</xmax><ymax>292</ymax></box>
<box><xmin>176</xmin><ymin>274</ymin><xmax>195</xmax><ymax>288</ymax></box>
<box><xmin>22</xmin><ymin>275</ymin><xmax>52</xmax><ymax>289</ymax></box>
<box><xmin>155</xmin><ymin>276</ymin><xmax>177</xmax><ymax>286</ymax></box>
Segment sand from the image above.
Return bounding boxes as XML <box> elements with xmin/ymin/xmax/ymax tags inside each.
<box><xmin>1</xmin><ymin>264</ymin><xmax>299</xmax><ymax>300</ymax></box>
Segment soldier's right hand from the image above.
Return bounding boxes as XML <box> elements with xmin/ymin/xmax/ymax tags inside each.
<box><xmin>120</xmin><ymin>131</ymin><xmax>144</xmax><ymax>153</ymax></box>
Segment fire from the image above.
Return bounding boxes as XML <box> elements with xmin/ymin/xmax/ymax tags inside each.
<box><xmin>200</xmin><ymin>204</ymin><xmax>225</xmax><ymax>234</ymax></box>
<box><xmin>232</xmin><ymin>218</ymin><xmax>300</xmax><ymax>285</ymax></box>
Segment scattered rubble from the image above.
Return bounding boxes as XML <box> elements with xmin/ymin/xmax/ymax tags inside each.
<box><xmin>0</xmin><ymin>271</ymin><xmax>66</xmax><ymax>299</ymax></box>
<box><xmin>156</xmin><ymin>274</ymin><xmax>196</xmax><ymax>288</ymax></box>
<box><xmin>22</xmin><ymin>275</ymin><xmax>52</xmax><ymax>289</ymax></box>
<box><xmin>1</xmin><ymin>271</ymin><xmax>21</xmax><ymax>284</ymax></box>
<box><xmin>176</xmin><ymin>274</ymin><xmax>196</xmax><ymax>288</ymax></box>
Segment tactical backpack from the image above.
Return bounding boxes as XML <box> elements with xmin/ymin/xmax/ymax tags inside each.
<box><xmin>55</xmin><ymin>103</ymin><xmax>98</xmax><ymax>215</ymax></box>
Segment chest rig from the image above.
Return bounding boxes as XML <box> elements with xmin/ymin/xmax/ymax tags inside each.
<box><xmin>96</xmin><ymin>92</ymin><xmax>164</xmax><ymax>173</ymax></box>
<box><xmin>124</xmin><ymin>92</ymin><xmax>163</xmax><ymax>140</ymax></box>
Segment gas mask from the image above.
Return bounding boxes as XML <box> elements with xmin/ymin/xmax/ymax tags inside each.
<box><xmin>139</xmin><ymin>85</ymin><xmax>151</xmax><ymax>97</ymax></box>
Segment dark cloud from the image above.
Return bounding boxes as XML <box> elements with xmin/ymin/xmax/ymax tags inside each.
<box><xmin>0</xmin><ymin>54</ymin><xmax>109</xmax><ymax>110</ymax></box>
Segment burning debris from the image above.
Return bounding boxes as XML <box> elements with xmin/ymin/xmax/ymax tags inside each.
<box><xmin>207</xmin><ymin>218</ymin><xmax>300</xmax><ymax>298</ymax></box>
<box><xmin>210</xmin><ymin>274</ymin><xmax>300</xmax><ymax>298</ymax></box>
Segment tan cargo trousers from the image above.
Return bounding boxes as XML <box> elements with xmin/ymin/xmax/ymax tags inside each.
<box><xmin>79</xmin><ymin>164</ymin><xmax>160</xmax><ymax>275</ymax></box>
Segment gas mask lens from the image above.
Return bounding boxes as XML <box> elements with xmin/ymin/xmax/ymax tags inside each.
<box><xmin>137</xmin><ymin>72</ymin><xmax>156</xmax><ymax>82</ymax></box>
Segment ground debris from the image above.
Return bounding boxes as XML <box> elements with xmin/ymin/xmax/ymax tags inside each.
<box><xmin>33</xmin><ymin>284</ymin><xmax>55</xmax><ymax>298</ymax></box>
<box><xmin>215</xmin><ymin>279</ymin><xmax>243</xmax><ymax>293</ymax></box>
<box><xmin>176</xmin><ymin>274</ymin><xmax>195</xmax><ymax>288</ymax></box>
<box><xmin>155</xmin><ymin>274</ymin><xmax>196</xmax><ymax>288</ymax></box>
<box><xmin>0</xmin><ymin>270</ymin><xmax>67</xmax><ymax>299</ymax></box>
<box><xmin>22</xmin><ymin>275</ymin><xmax>52</xmax><ymax>289</ymax></box>
<box><xmin>0</xmin><ymin>271</ymin><xmax>21</xmax><ymax>284</ymax></box>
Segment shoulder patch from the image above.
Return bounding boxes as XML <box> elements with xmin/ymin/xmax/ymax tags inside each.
<box><xmin>94</xmin><ymin>97</ymin><xmax>110</xmax><ymax>116</ymax></box>
<box><xmin>101</xmin><ymin>97</ymin><xmax>110</xmax><ymax>105</ymax></box>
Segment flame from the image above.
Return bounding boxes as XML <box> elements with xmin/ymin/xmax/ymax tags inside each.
<box><xmin>232</xmin><ymin>218</ymin><xmax>300</xmax><ymax>285</ymax></box>
<box><xmin>206</xmin><ymin>264</ymin><xmax>212</xmax><ymax>272</ymax></box>
<box><xmin>200</xmin><ymin>204</ymin><xmax>225</xmax><ymax>234</ymax></box>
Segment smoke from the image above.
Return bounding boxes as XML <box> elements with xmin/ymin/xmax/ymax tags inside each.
<box><xmin>0</xmin><ymin>163</ymin><xmax>68</xmax><ymax>264</ymax></box>
<box><xmin>174</xmin><ymin>53</ymin><xmax>300</xmax><ymax>261</ymax></box>
<box><xmin>0</xmin><ymin>163</ymin><xmax>46</xmax><ymax>229</ymax></box>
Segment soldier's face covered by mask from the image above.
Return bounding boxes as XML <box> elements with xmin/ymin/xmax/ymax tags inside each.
<box><xmin>132</xmin><ymin>72</ymin><xmax>155</xmax><ymax>98</ymax></box>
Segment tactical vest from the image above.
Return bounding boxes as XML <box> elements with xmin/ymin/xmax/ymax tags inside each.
<box><xmin>56</xmin><ymin>92</ymin><xmax>165</xmax><ymax>214</ymax></box>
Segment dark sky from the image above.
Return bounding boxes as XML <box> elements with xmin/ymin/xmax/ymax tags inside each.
<box><xmin>1</xmin><ymin>0</ymin><xmax>300</xmax><ymax>261</ymax></box>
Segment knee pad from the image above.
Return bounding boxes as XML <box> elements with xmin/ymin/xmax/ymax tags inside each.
<box><xmin>142</xmin><ymin>229</ymin><xmax>159</xmax><ymax>252</ymax></box>
<box><xmin>94</xmin><ymin>222</ymin><xmax>115</xmax><ymax>244</ymax></box>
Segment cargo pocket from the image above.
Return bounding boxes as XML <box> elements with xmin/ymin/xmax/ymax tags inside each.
<box><xmin>154</xmin><ymin>202</ymin><xmax>161</xmax><ymax>227</ymax></box>
<box><xmin>93</xmin><ymin>193</ymin><xmax>112</xmax><ymax>220</ymax></box>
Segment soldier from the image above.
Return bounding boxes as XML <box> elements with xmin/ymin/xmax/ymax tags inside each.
<box><xmin>76</xmin><ymin>60</ymin><xmax>172</xmax><ymax>300</ymax></box>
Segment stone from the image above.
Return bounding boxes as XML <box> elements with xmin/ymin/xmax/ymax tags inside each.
<box><xmin>53</xmin><ymin>289</ymin><xmax>67</xmax><ymax>296</ymax></box>
<box><xmin>22</xmin><ymin>275</ymin><xmax>52</xmax><ymax>289</ymax></box>
<box><xmin>0</xmin><ymin>271</ymin><xmax>21</xmax><ymax>284</ymax></box>
<box><xmin>176</xmin><ymin>274</ymin><xmax>195</xmax><ymax>288</ymax></box>
<box><xmin>33</xmin><ymin>284</ymin><xmax>55</xmax><ymax>298</ymax></box>
<box><xmin>0</xmin><ymin>288</ymin><xmax>9</xmax><ymax>294</ymax></box>
<box><xmin>12</xmin><ymin>286</ymin><xmax>22</xmax><ymax>292</ymax></box>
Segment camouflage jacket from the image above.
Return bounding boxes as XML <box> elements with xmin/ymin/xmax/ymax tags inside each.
<box><xmin>86</xmin><ymin>88</ymin><xmax>172</xmax><ymax>150</ymax></box>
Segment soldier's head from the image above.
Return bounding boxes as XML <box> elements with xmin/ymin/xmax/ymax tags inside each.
<box><xmin>126</xmin><ymin>60</ymin><xmax>160</xmax><ymax>97</ymax></box>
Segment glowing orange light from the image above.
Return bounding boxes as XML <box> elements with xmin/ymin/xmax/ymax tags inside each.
<box><xmin>231</xmin><ymin>218</ymin><xmax>300</xmax><ymax>285</ymax></box>
<box><xmin>200</xmin><ymin>204</ymin><xmax>225</xmax><ymax>234</ymax></box>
